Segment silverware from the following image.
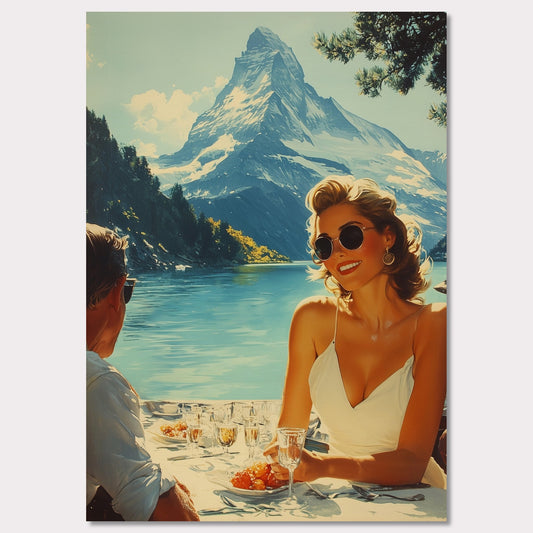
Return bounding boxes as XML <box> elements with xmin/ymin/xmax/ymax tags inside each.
<box><xmin>220</xmin><ymin>494</ymin><xmax>278</xmax><ymax>515</ymax></box>
<box><xmin>330</xmin><ymin>490</ymin><xmax>356</xmax><ymax>499</ymax></box>
<box><xmin>352</xmin><ymin>484</ymin><xmax>425</xmax><ymax>502</ymax></box>
<box><xmin>198</xmin><ymin>506</ymin><xmax>246</xmax><ymax>515</ymax></box>
<box><xmin>370</xmin><ymin>482</ymin><xmax>430</xmax><ymax>492</ymax></box>
<box><xmin>305</xmin><ymin>482</ymin><xmax>329</xmax><ymax>499</ymax></box>
<box><xmin>168</xmin><ymin>451</ymin><xmax>224</xmax><ymax>461</ymax></box>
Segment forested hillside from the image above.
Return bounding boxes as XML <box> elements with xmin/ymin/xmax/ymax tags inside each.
<box><xmin>86</xmin><ymin>108</ymin><xmax>289</xmax><ymax>271</ymax></box>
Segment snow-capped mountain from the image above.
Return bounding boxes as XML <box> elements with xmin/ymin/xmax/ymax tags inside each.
<box><xmin>156</xmin><ymin>27</ymin><xmax>447</xmax><ymax>260</ymax></box>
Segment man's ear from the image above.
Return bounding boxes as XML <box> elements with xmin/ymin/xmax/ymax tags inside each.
<box><xmin>108</xmin><ymin>275</ymin><xmax>126</xmax><ymax>311</ymax></box>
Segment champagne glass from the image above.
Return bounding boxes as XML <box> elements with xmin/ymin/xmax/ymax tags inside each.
<box><xmin>216</xmin><ymin>422</ymin><xmax>238</xmax><ymax>454</ymax></box>
<box><xmin>243</xmin><ymin>416</ymin><xmax>259</xmax><ymax>461</ymax></box>
<box><xmin>277</xmin><ymin>427</ymin><xmax>306</xmax><ymax>504</ymax></box>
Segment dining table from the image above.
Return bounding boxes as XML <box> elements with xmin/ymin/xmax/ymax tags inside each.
<box><xmin>141</xmin><ymin>399</ymin><xmax>447</xmax><ymax>522</ymax></box>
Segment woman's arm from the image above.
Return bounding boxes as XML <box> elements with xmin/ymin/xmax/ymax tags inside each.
<box><xmin>277</xmin><ymin>298</ymin><xmax>322</xmax><ymax>428</ymax></box>
<box><xmin>283</xmin><ymin>303</ymin><xmax>447</xmax><ymax>485</ymax></box>
<box><xmin>264</xmin><ymin>297</ymin><xmax>328</xmax><ymax>456</ymax></box>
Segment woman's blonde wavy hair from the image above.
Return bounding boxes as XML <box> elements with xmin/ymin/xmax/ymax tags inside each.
<box><xmin>306</xmin><ymin>175</ymin><xmax>431</xmax><ymax>302</ymax></box>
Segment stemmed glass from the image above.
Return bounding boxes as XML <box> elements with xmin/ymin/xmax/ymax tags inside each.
<box><xmin>277</xmin><ymin>427</ymin><xmax>306</xmax><ymax>505</ymax></box>
<box><xmin>185</xmin><ymin>407</ymin><xmax>203</xmax><ymax>456</ymax></box>
<box><xmin>243</xmin><ymin>416</ymin><xmax>260</xmax><ymax>462</ymax></box>
<box><xmin>186</xmin><ymin>420</ymin><xmax>203</xmax><ymax>455</ymax></box>
<box><xmin>203</xmin><ymin>407</ymin><xmax>218</xmax><ymax>452</ymax></box>
<box><xmin>216</xmin><ymin>422</ymin><xmax>238</xmax><ymax>454</ymax></box>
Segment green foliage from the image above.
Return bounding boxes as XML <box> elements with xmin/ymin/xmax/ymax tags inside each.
<box><xmin>313</xmin><ymin>12</ymin><xmax>447</xmax><ymax>126</ymax></box>
<box><xmin>86</xmin><ymin>108</ymin><xmax>288</xmax><ymax>269</ymax></box>
<box><xmin>226</xmin><ymin>226</ymin><xmax>290</xmax><ymax>264</ymax></box>
<box><xmin>428</xmin><ymin>101</ymin><xmax>447</xmax><ymax>127</ymax></box>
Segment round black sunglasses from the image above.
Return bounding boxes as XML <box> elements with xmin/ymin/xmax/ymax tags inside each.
<box><xmin>313</xmin><ymin>224</ymin><xmax>375</xmax><ymax>261</ymax></box>
<box><xmin>123</xmin><ymin>278</ymin><xmax>137</xmax><ymax>304</ymax></box>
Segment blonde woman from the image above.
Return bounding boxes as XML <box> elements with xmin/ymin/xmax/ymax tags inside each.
<box><xmin>265</xmin><ymin>176</ymin><xmax>446</xmax><ymax>488</ymax></box>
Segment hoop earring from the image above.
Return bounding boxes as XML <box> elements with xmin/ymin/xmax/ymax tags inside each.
<box><xmin>382</xmin><ymin>248</ymin><xmax>395</xmax><ymax>266</ymax></box>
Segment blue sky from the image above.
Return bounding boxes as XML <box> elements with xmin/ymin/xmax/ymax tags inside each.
<box><xmin>86</xmin><ymin>11</ymin><xmax>448</xmax><ymax>158</ymax></box>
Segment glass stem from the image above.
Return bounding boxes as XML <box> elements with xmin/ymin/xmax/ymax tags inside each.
<box><xmin>288</xmin><ymin>469</ymin><xmax>294</xmax><ymax>499</ymax></box>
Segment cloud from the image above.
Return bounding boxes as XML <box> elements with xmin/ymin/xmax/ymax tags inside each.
<box><xmin>131</xmin><ymin>140</ymin><xmax>159</xmax><ymax>159</ymax></box>
<box><xmin>86</xmin><ymin>25</ymin><xmax>105</xmax><ymax>70</ymax></box>
<box><xmin>124</xmin><ymin>89</ymin><xmax>196</xmax><ymax>153</ymax></box>
<box><xmin>125</xmin><ymin>77</ymin><xmax>228</xmax><ymax>154</ymax></box>
<box><xmin>86</xmin><ymin>53</ymin><xmax>104</xmax><ymax>69</ymax></box>
<box><xmin>192</xmin><ymin>75</ymin><xmax>227</xmax><ymax>100</ymax></box>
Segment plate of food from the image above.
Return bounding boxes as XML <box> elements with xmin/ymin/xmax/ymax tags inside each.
<box><xmin>148</xmin><ymin>421</ymin><xmax>188</xmax><ymax>444</ymax></box>
<box><xmin>211</xmin><ymin>462</ymin><xmax>288</xmax><ymax>496</ymax></box>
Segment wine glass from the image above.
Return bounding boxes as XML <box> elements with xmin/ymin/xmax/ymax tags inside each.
<box><xmin>243</xmin><ymin>416</ymin><xmax>259</xmax><ymax>461</ymax></box>
<box><xmin>216</xmin><ymin>422</ymin><xmax>238</xmax><ymax>454</ymax></box>
<box><xmin>186</xmin><ymin>421</ymin><xmax>203</xmax><ymax>455</ymax></box>
<box><xmin>185</xmin><ymin>410</ymin><xmax>203</xmax><ymax>455</ymax></box>
<box><xmin>277</xmin><ymin>427</ymin><xmax>306</xmax><ymax>504</ymax></box>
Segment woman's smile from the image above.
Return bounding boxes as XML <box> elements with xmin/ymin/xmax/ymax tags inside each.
<box><xmin>336</xmin><ymin>260</ymin><xmax>362</xmax><ymax>275</ymax></box>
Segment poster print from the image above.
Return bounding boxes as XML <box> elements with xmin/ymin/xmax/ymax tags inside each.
<box><xmin>86</xmin><ymin>11</ymin><xmax>447</xmax><ymax>522</ymax></box>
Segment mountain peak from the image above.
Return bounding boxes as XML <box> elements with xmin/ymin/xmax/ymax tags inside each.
<box><xmin>242</xmin><ymin>27</ymin><xmax>304</xmax><ymax>83</ymax></box>
<box><xmin>246</xmin><ymin>26</ymin><xmax>285</xmax><ymax>52</ymax></box>
<box><xmin>156</xmin><ymin>28</ymin><xmax>446</xmax><ymax>258</ymax></box>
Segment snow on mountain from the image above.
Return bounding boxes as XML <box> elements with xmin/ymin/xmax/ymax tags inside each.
<box><xmin>155</xmin><ymin>26</ymin><xmax>447</xmax><ymax>259</ymax></box>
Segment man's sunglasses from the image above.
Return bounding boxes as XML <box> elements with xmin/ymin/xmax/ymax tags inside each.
<box><xmin>123</xmin><ymin>278</ymin><xmax>137</xmax><ymax>304</ymax></box>
<box><xmin>313</xmin><ymin>225</ymin><xmax>375</xmax><ymax>261</ymax></box>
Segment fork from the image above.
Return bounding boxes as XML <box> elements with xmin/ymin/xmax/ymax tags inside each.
<box><xmin>305</xmin><ymin>482</ymin><xmax>329</xmax><ymax>499</ymax></box>
<box><xmin>352</xmin><ymin>484</ymin><xmax>425</xmax><ymax>502</ymax></box>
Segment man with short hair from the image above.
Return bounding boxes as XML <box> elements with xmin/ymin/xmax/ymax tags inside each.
<box><xmin>86</xmin><ymin>223</ymin><xmax>199</xmax><ymax>521</ymax></box>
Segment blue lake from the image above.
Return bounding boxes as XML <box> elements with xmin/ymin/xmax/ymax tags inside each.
<box><xmin>112</xmin><ymin>261</ymin><xmax>447</xmax><ymax>402</ymax></box>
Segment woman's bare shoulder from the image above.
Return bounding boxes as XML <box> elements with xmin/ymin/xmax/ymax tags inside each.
<box><xmin>413</xmin><ymin>302</ymin><xmax>447</xmax><ymax>355</ymax></box>
<box><xmin>419</xmin><ymin>302</ymin><xmax>447</xmax><ymax>326</ymax></box>
<box><xmin>291</xmin><ymin>295</ymin><xmax>336</xmax><ymax>326</ymax></box>
<box><xmin>294</xmin><ymin>294</ymin><xmax>336</xmax><ymax>314</ymax></box>
<box><xmin>290</xmin><ymin>296</ymin><xmax>337</xmax><ymax>352</ymax></box>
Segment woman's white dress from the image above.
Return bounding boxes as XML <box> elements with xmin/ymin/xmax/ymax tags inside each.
<box><xmin>308</xmin><ymin>305</ymin><xmax>446</xmax><ymax>488</ymax></box>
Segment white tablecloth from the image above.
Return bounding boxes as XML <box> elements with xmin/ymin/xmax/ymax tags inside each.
<box><xmin>142</xmin><ymin>400</ymin><xmax>447</xmax><ymax>522</ymax></box>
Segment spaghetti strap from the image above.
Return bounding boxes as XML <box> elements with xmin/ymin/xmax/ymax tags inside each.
<box><xmin>333</xmin><ymin>298</ymin><xmax>340</xmax><ymax>345</ymax></box>
<box><xmin>413</xmin><ymin>304</ymin><xmax>427</xmax><ymax>331</ymax></box>
<box><xmin>411</xmin><ymin>304</ymin><xmax>428</xmax><ymax>354</ymax></box>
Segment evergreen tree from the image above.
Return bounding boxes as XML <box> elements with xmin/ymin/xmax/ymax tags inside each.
<box><xmin>196</xmin><ymin>213</ymin><xmax>216</xmax><ymax>260</ymax></box>
<box><xmin>170</xmin><ymin>183</ymin><xmax>199</xmax><ymax>247</ymax></box>
<box><xmin>314</xmin><ymin>12</ymin><xmax>447</xmax><ymax>126</ymax></box>
<box><xmin>87</xmin><ymin>107</ymin><xmax>286</xmax><ymax>268</ymax></box>
<box><xmin>213</xmin><ymin>220</ymin><xmax>243</xmax><ymax>262</ymax></box>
